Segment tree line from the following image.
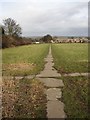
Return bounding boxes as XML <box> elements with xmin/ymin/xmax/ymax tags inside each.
<box><xmin>1</xmin><ymin>18</ymin><xmax>32</xmax><ymax>48</ymax></box>
<box><xmin>0</xmin><ymin>18</ymin><xmax>54</xmax><ymax>48</ymax></box>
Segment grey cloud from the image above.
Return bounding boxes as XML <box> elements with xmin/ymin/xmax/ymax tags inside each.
<box><xmin>0</xmin><ymin>1</ymin><xmax>88</xmax><ymax>36</ymax></box>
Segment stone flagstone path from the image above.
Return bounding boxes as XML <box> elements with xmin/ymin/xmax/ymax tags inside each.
<box><xmin>36</xmin><ymin>46</ymin><xmax>66</xmax><ymax>118</ymax></box>
<box><xmin>36</xmin><ymin>47</ymin><xmax>61</xmax><ymax>78</ymax></box>
<box><xmin>2</xmin><ymin>46</ymin><xmax>89</xmax><ymax>119</ymax></box>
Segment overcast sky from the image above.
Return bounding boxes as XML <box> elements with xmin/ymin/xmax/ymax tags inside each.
<box><xmin>0</xmin><ymin>0</ymin><xmax>89</xmax><ymax>37</ymax></box>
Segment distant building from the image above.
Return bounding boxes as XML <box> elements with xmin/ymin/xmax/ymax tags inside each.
<box><xmin>35</xmin><ymin>41</ymin><xmax>40</xmax><ymax>44</ymax></box>
<box><xmin>53</xmin><ymin>36</ymin><xmax>88</xmax><ymax>43</ymax></box>
<box><xmin>51</xmin><ymin>40</ymin><xmax>55</xmax><ymax>43</ymax></box>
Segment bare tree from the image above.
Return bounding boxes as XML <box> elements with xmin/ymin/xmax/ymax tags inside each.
<box><xmin>3</xmin><ymin>18</ymin><xmax>22</xmax><ymax>36</ymax></box>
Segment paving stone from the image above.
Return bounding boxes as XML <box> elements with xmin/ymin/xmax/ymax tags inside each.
<box><xmin>47</xmin><ymin>100</ymin><xmax>66</xmax><ymax>118</ymax></box>
<box><xmin>46</xmin><ymin>88</ymin><xmax>62</xmax><ymax>101</ymax></box>
<box><xmin>63</xmin><ymin>73</ymin><xmax>89</xmax><ymax>77</ymax></box>
<box><xmin>63</xmin><ymin>73</ymin><xmax>81</xmax><ymax>77</ymax></box>
<box><xmin>44</xmin><ymin>58</ymin><xmax>53</xmax><ymax>62</ymax></box>
<box><xmin>68</xmin><ymin>73</ymin><xmax>81</xmax><ymax>76</ymax></box>
<box><xmin>80</xmin><ymin>73</ymin><xmax>88</xmax><ymax>76</ymax></box>
<box><xmin>38</xmin><ymin>78</ymin><xmax>64</xmax><ymax>87</ymax></box>
<box><xmin>36</xmin><ymin>69</ymin><xmax>61</xmax><ymax>77</ymax></box>
<box><xmin>44</xmin><ymin>63</ymin><xmax>54</xmax><ymax>70</ymax></box>
<box><xmin>15</xmin><ymin>76</ymin><xmax>24</xmax><ymax>80</ymax></box>
<box><xmin>25</xmin><ymin>75</ymin><xmax>35</xmax><ymax>79</ymax></box>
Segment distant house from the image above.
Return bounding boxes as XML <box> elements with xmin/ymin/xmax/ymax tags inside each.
<box><xmin>53</xmin><ymin>36</ymin><xmax>88</xmax><ymax>43</ymax></box>
<box><xmin>51</xmin><ymin>40</ymin><xmax>55</xmax><ymax>43</ymax></box>
<box><xmin>35</xmin><ymin>41</ymin><xmax>40</xmax><ymax>44</ymax></box>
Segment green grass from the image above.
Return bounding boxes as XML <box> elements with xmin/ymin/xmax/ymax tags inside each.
<box><xmin>51</xmin><ymin>43</ymin><xmax>88</xmax><ymax>74</ymax></box>
<box><xmin>2</xmin><ymin>78</ymin><xmax>47</xmax><ymax>118</ymax></box>
<box><xmin>2</xmin><ymin>44</ymin><xmax>49</xmax><ymax>76</ymax></box>
<box><xmin>51</xmin><ymin>43</ymin><xmax>88</xmax><ymax>118</ymax></box>
<box><xmin>61</xmin><ymin>76</ymin><xmax>88</xmax><ymax>119</ymax></box>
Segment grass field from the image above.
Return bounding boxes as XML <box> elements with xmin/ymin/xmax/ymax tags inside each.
<box><xmin>2</xmin><ymin>78</ymin><xmax>47</xmax><ymax>118</ymax></box>
<box><xmin>51</xmin><ymin>43</ymin><xmax>88</xmax><ymax>74</ymax></box>
<box><xmin>51</xmin><ymin>43</ymin><xmax>88</xmax><ymax>118</ymax></box>
<box><xmin>61</xmin><ymin>76</ymin><xmax>88</xmax><ymax>119</ymax></box>
<box><xmin>2</xmin><ymin>43</ymin><xmax>89</xmax><ymax>119</ymax></box>
<box><xmin>2</xmin><ymin>44</ymin><xmax>49</xmax><ymax>76</ymax></box>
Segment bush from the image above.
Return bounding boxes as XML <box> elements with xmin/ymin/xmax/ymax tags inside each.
<box><xmin>2</xmin><ymin>35</ymin><xmax>14</xmax><ymax>48</ymax></box>
<box><xmin>2</xmin><ymin>35</ymin><xmax>32</xmax><ymax>48</ymax></box>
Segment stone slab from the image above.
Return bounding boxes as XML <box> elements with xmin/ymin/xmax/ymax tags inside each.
<box><xmin>63</xmin><ymin>73</ymin><xmax>81</xmax><ymax>77</ymax></box>
<box><xmin>37</xmin><ymin>69</ymin><xmax>61</xmax><ymax>77</ymax></box>
<box><xmin>38</xmin><ymin>78</ymin><xmax>64</xmax><ymax>88</ymax></box>
<box><xmin>80</xmin><ymin>73</ymin><xmax>88</xmax><ymax>76</ymax></box>
<box><xmin>25</xmin><ymin>75</ymin><xmax>35</xmax><ymax>79</ymax></box>
<box><xmin>15</xmin><ymin>76</ymin><xmax>24</xmax><ymax>80</ymax></box>
<box><xmin>46</xmin><ymin>88</ymin><xmax>62</xmax><ymax>101</ymax></box>
<box><xmin>44</xmin><ymin>63</ymin><xmax>54</xmax><ymax>70</ymax></box>
<box><xmin>47</xmin><ymin>100</ymin><xmax>66</xmax><ymax>118</ymax></box>
<box><xmin>63</xmin><ymin>73</ymin><xmax>89</xmax><ymax>77</ymax></box>
<box><xmin>44</xmin><ymin>58</ymin><xmax>53</xmax><ymax>62</ymax></box>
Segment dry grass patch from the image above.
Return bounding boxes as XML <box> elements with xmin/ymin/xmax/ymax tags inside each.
<box><xmin>2</xmin><ymin>79</ymin><xmax>19</xmax><ymax>117</ymax></box>
<box><xmin>3</xmin><ymin>63</ymin><xmax>36</xmax><ymax>76</ymax></box>
<box><xmin>2</xmin><ymin>78</ymin><xmax>47</xmax><ymax>118</ymax></box>
<box><xmin>5</xmin><ymin>63</ymin><xmax>35</xmax><ymax>71</ymax></box>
